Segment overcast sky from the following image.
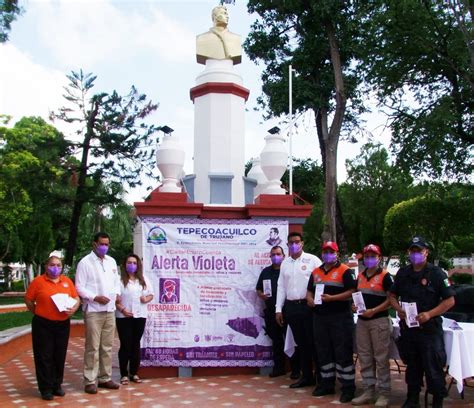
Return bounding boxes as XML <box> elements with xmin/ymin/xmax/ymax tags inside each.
<box><xmin>0</xmin><ymin>0</ymin><xmax>390</xmax><ymax>204</ymax></box>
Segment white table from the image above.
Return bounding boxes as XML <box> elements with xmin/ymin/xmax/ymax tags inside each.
<box><xmin>392</xmin><ymin>319</ymin><xmax>474</xmax><ymax>393</ymax></box>
<box><xmin>443</xmin><ymin>322</ymin><xmax>474</xmax><ymax>393</ymax></box>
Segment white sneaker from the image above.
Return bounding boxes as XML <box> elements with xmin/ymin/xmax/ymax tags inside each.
<box><xmin>374</xmin><ymin>394</ymin><xmax>389</xmax><ymax>407</ymax></box>
<box><xmin>351</xmin><ymin>389</ymin><xmax>375</xmax><ymax>405</ymax></box>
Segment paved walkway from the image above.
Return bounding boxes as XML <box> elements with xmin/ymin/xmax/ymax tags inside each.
<box><xmin>0</xmin><ymin>303</ymin><xmax>27</xmax><ymax>313</ymax></box>
<box><xmin>0</xmin><ymin>336</ymin><xmax>473</xmax><ymax>407</ymax></box>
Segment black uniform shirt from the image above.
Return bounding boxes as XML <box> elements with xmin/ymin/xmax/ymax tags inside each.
<box><xmin>390</xmin><ymin>263</ymin><xmax>455</xmax><ymax>330</ymax></box>
<box><xmin>256</xmin><ymin>265</ymin><xmax>280</xmax><ymax>311</ymax></box>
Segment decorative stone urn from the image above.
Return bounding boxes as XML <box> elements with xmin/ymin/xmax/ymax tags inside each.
<box><xmin>247</xmin><ymin>157</ymin><xmax>268</xmax><ymax>199</ymax></box>
<box><xmin>260</xmin><ymin>128</ymin><xmax>287</xmax><ymax>195</ymax></box>
<box><xmin>156</xmin><ymin>133</ymin><xmax>185</xmax><ymax>193</ymax></box>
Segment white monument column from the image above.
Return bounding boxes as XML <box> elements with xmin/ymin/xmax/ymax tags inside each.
<box><xmin>191</xmin><ymin>5</ymin><xmax>249</xmax><ymax>206</ymax></box>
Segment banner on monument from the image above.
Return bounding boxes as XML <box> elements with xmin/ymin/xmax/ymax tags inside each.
<box><xmin>140</xmin><ymin>217</ymin><xmax>288</xmax><ymax>367</ymax></box>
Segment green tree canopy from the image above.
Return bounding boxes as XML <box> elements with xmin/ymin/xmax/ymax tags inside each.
<box><xmin>384</xmin><ymin>185</ymin><xmax>474</xmax><ymax>264</ymax></box>
<box><xmin>0</xmin><ymin>116</ymin><xmax>74</xmax><ymax>269</ymax></box>
<box><xmin>50</xmin><ymin>70</ymin><xmax>159</xmax><ymax>266</ymax></box>
<box><xmin>358</xmin><ymin>1</ymin><xmax>473</xmax><ymax>179</ymax></box>
<box><xmin>0</xmin><ymin>0</ymin><xmax>21</xmax><ymax>42</ymax></box>
<box><xmin>339</xmin><ymin>142</ymin><xmax>414</xmax><ymax>254</ymax></box>
<box><xmin>244</xmin><ymin>0</ymin><xmax>365</xmax><ymax>247</ymax></box>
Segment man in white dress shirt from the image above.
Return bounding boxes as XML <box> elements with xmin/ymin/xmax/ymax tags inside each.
<box><xmin>276</xmin><ymin>231</ymin><xmax>322</xmax><ymax>388</ymax></box>
<box><xmin>75</xmin><ymin>232</ymin><xmax>121</xmax><ymax>394</ymax></box>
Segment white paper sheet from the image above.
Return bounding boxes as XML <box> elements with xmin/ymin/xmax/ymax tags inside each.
<box><xmin>51</xmin><ymin>293</ymin><xmax>76</xmax><ymax>312</ymax></box>
<box><xmin>284</xmin><ymin>325</ymin><xmax>297</xmax><ymax>357</ymax></box>
<box><xmin>352</xmin><ymin>291</ymin><xmax>366</xmax><ymax>315</ymax></box>
<box><xmin>263</xmin><ymin>279</ymin><xmax>272</xmax><ymax>297</ymax></box>
<box><xmin>314</xmin><ymin>284</ymin><xmax>324</xmax><ymax>305</ymax></box>
<box><xmin>402</xmin><ymin>301</ymin><xmax>420</xmax><ymax>328</ymax></box>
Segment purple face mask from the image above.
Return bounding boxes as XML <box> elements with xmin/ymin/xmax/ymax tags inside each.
<box><xmin>95</xmin><ymin>244</ymin><xmax>109</xmax><ymax>257</ymax></box>
<box><xmin>289</xmin><ymin>243</ymin><xmax>302</xmax><ymax>255</ymax></box>
<box><xmin>322</xmin><ymin>252</ymin><xmax>337</xmax><ymax>264</ymax></box>
<box><xmin>364</xmin><ymin>257</ymin><xmax>379</xmax><ymax>269</ymax></box>
<box><xmin>410</xmin><ymin>252</ymin><xmax>426</xmax><ymax>265</ymax></box>
<box><xmin>270</xmin><ymin>255</ymin><xmax>283</xmax><ymax>265</ymax></box>
<box><xmin>47</xmin><ymin>265</ymin><xmax>61</xmax><ymax>278</ymax></box>
<box><xmin>126</xmin><ymin>263</ymin><xmax>138</xmax><ymax>274</ymax></box>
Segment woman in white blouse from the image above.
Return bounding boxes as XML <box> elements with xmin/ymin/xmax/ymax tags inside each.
<box><xmin>115</xmin><ymin>254</ymin><xmax>153</xmax><ymax>385</ymax></box>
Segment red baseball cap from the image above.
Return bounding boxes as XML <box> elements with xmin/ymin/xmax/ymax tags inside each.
<box><xmin>322</xmin><ymin>241</ymin><xmax>339</xmax><ymax>252</ymax></box>
<box><xmin>363</xmin><ymin>244</ymin><xmax>381</xmax><ymax>255</ymax></box>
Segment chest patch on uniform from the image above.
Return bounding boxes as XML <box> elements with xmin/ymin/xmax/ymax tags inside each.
<box><xmin>421</xmin><ymin>278</ymin><xmax>427</xmax><ymax>286</ymax></box>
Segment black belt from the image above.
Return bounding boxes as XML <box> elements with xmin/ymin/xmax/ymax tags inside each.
<box><xmin>285</xmin><ymin>299</ymin><xmax>307</xmax><ymax>304</ymax></box>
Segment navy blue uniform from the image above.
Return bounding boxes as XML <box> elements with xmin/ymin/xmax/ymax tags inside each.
<box><xmin>390</xmin><ymin>263</ymin><xmax>455</xmax><ymax>398</ymax></box>
<box><xmin>256</xmin><ymin>265</ymin><xmax>285</xmax><ymax>372</ymax></box>
<box><xmin>308</xmin><ymin>262</ymin><xmax>357</xmax><ymax>393</ymax></box>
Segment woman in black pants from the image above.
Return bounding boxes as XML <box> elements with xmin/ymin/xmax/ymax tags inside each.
<box><xmin>115</xmin><ymin>254</ymin><xmax>153</xmax><ymax>384</ymax></box>
<box><xmin>24</xmin><ymin>255</ymin><xmax>80</xmax><ymax>400</ymax></box>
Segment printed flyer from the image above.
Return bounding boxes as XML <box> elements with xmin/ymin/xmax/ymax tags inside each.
<box><xmin>140</xmin><ymin>217</ymin><xmax>289</xmax><ymax>367</ymax></box>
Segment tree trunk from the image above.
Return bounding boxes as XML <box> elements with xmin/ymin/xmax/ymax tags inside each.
<box><xmin>64</xmin><ymin>101</ymin><xmax>100</xmax><ymax>266</ymax></box>
<box><xmin>317</xmin><ymin>19</ymin><xmax>347</xmax><ymax>245</ymax></box>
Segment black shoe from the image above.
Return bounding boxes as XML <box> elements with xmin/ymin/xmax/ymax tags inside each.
<box><xmin>432</xmin><ymin>395</ymin><xmax>444</xmax><ymax>408</ymax></box>
<box><xmin>41</xmin><ymin>392</ymin><xmax>54</xmax><ymax>401</ymax></box>
<box><xmin>289</xmin><ymin>378</ymin><xmax>315</xmax><ymax>388</ymax></box>
<box><xmin>290</xmin><ymin>371</ymin><xmax>300</xmax><ymax>380</ymax></box>
<box><xmin>340</xmin><ymin>391</ymin><xmax>355</xmax><ymax>403</ymax></box>
<box><xmin>53</xmin><ymin>387</ymin><xmax>65</xmax><ymax>397</ymax></box>
<box><xmin>269</xmin><ymin>369</ymin><xmax>286</xmax><ymax>378</ymax></box>
<box><xmin>312</xmin><ymin>386</ymin><xmax>335</xmax><ymax>397</ymax></box>
<box><xmin>402</xmin><ymin>392</ymin><xmax>420</xmax><ymax>408</ymax></box>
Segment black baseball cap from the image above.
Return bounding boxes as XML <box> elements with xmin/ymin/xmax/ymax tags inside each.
<box><xmin>408</xmin><ymin>236</ymin><xmax>429</xmax><ymax>249</ymax></box>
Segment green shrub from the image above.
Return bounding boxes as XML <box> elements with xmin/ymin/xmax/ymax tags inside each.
<box><xmin>11</xmin><ymin>280</ymin><xmax>25</xmax><ymax>292</ymax></box>
<box><xmin>450</xmin><ymin>273</ymin><xmax>473</xmax><ymax>285</ymax></box>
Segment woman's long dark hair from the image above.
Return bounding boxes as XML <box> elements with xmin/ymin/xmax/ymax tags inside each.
<box><xmin>121</xmin><ymin>254</ymin><xmax>146</xmax><ymax>289</ymax></box>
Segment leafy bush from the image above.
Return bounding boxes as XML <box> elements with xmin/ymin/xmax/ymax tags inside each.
<box><xmin>450</xmin><ymin>273</ymin><xmax>473</xmax><ymax>285</ymax></box>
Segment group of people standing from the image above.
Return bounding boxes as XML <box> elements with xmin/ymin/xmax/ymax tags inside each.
<box><xmin>24</xmin><ymin>232</ymin><xmax>152</xmax><ymax>400</ymax></box>
<box><xmin>256</xmin><ymin>232</ymin><xmax>455</xmax><ymax>408</ymax></box>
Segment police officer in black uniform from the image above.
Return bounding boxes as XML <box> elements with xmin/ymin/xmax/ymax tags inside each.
<box><xmin>389</xmin><ymin>237</ymin><xmax>455</xmax><ymax>408</ymax></box>
<box><xmin>256</xmin><ymin>246</ymin><xmax>300</xmax><ymax>378</ymax></box>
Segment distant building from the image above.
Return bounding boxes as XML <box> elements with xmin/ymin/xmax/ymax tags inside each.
<box><xmin>449</xmin><ymin>255</ymin><xmax>474</xmax><ymax>276</ymax></box>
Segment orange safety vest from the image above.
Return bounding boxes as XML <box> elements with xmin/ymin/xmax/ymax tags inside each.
<box><xmin>357</xmin><ymin>269</ymin><xmax>389</xmax><ymax>297</ymax></box>
<box><xmin>312</xmin><ymin>263</ymin><xmax>350</xmax><ymax>289</ymax></box>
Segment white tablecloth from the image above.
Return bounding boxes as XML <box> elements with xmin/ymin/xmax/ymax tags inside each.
<box><xmin>443</xmin><ymin>322</ymin><xmax>474</xmax><ymax>393</ymax></box>
<box><xmin>392</xmin><ymin>319</ymin><xmax>474</xmax><ymax>393</ymax></box>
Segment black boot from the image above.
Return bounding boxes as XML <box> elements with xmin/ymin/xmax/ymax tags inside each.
<box><xmin>432</xmin><ymin>395</ymin><xmax>443</xmax><ymax>408</ymax></box>
<box><xmin>401</xmin><ymin>391</ymin><xmax>420</xmax><ymax>408</ymax></box>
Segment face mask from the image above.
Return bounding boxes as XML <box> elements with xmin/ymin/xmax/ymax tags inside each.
<box><xmin>96</xmin><ymin>244</ymin><xmax>109</xmax><ymax>257</ymax></box>
<box><xmin>126</xmin><ymin>263</ymin><xmax>138</xmax><ymax>274</ymax></box>
<box><xmin>364</xmin><ymin>257</ymin><xmax>379</xmax><ymax>269</ymax></box>
<box><xmin>47</xmin><ymin>265</ymin><xmax>61</xmax><ymax>278</ymax></box>
<box><xmin>270</xmin><ymin>255</ymin><xmax>283</xmax><ymax>265</ymax></box>
<box><xmin>410</xmin><ymin>252</ymin><xmax>426</xmax><ymax>265</ymax></box>
<box><xmin>289</xmin><ymin>243</ymin><xmax>302</xmax><ymax>255</ymax></box>
<box><xmin>322</xmin><ymin>253</ymin><xmax>337</xmax><ymax>264</ymax></box>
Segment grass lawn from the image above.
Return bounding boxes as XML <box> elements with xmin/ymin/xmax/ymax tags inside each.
<box><xmin>0</xmin><ymin>310</ymin><xmax>83</xmax><ymax>332</ymax></box>
<box><xmin>0</xmin><ymin>296</ymin><xmax>25</xmax><ymax>305</ymax></box>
